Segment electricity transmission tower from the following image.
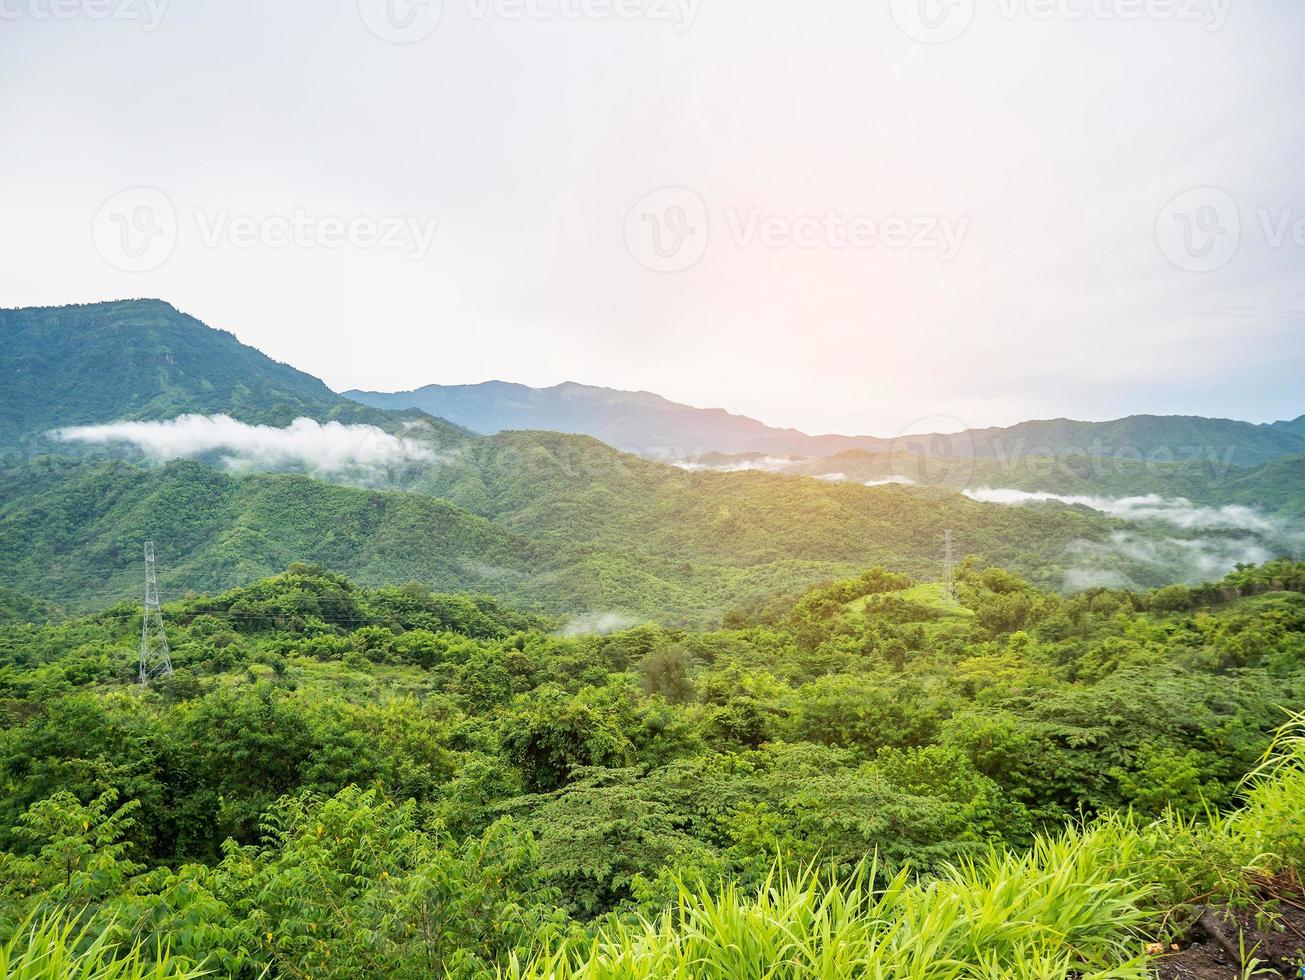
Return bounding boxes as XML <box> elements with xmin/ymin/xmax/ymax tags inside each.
<box><xmin>943</xmin><ymin>529</ymin><xmax>957</xmax><ymax>600</ymax></box>
<box><xmin>139</xmin><ymin>542</ymin><xmax>173</xmax><ymax>685</ymax></box>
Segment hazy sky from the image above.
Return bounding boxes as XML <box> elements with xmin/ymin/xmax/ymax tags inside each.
<box><xmin>2</xmin><ymin>0</ymin><xmax>1303</xmax><ymax>435</ymax></box>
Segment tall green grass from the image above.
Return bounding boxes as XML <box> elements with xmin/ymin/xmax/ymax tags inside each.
<box><xmin>507</xmin><ymin>710</ymin><xmax>1305</xmax><ymax>980</ymax></box>
<box><xmin>0</xmin><ymin>915</ymin><xmax>205</xmax><ymax>980</ymax></box>
<box><xmin>507</xmin><ymin>829</ymin><xmax>1153</xmax><ymax>979</ymax></box>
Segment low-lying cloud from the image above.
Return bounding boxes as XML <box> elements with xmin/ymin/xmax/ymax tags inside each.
<box><xmin>1064</xmin><ymin>532</ymin><xmax>1276</xmax><ymax>591</ymax></box>
<box><xmin>53</xmin><ymin>415</ymin><xmax>437</xmax><ymax>475</ymax></box>
<box><xmin>672</xmin><ymin>459</ymin><xmax>919</xmax><ymax>489</ymax></box>
<box><xmin>673</xmin><ymin>456</ymin><xmax>796</xmax><ymax>474</ymax></box>
<box><xmin>964</xmin><ymin>486</ymin><xmax>1299</xmax><ymax>589</ymax></box>
<box><xmin>559</xmin><ymin>612</ymin><xmax>641</xmax><ymax>637</ymax></box>
<box><xmin>964</xmin><ymin>488</ymin><xmax>1281</xmax><ymax>535</ymax></box>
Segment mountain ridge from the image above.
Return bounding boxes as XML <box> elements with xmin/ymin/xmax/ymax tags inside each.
<box><xmin>1</xmin><ymin>298</ymin><xmax>1300</xmax><ymax>620</ymax></box>
<box><xmin>346</xmin><ymin>379</ymin><xmax>1305</xmax><ymax>467</ymax></box>
<box><xmin>7</xmin><ymin>299</ymin><xmax>1299</xmax><ymax>468</ymax></box>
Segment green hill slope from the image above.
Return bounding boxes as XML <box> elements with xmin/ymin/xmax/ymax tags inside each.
<box><xmin>1217</xmin><ymin>454</ymin><xmax>1305</xmax><ymax>519</ymax></box>
<box><xmin>0</xmin><ymin>457</ymin><xmax>548</xmax><ymax>609</ymax></box>
<box><xmin>0</xmin><ymin>443</ymin><xmax>1234</xmax><ymax>624</ymax></box>
<box><xmin>0</xmin><ymin>299</ymin><xmax>471</xmax><ymax>458</ymax></box>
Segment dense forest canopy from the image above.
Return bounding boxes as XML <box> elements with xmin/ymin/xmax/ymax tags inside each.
<box><xmin>1</xmin><ymin>560</ymin><xmax>1303</xmax><ymax>976</ymax></box>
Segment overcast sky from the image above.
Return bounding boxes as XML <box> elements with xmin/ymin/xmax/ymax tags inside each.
<box><xmin>1</xmin><ymin>0</ymin><xmax>1302</xmax><ymax>435</ymax></box>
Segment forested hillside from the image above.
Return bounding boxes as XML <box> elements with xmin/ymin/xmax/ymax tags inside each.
<box><xmin>0</xmin><ymin>560</ymin><xmax>1302</xmax><ymax>976</ymax></box>
<box><xmin>0</xmin><ymin>457</ymin><xmax>545</xmax><ymax>610</ymax></box>
<box><xmin>0</xmin><ymin>301</ymin><xmax>337</xmax><ymax>448</ymax></box>
<box><xmin>0</xmin><ymin>300</ymin><xmax>468</xmax><ymax>459</ymax></box>
<box><xmin>735</xmin><ymin>447</ymin><xmax>1305</xmax><ymax>519</ymax></box>
<box><xmin>0</xmin><ymin>449</ymin><xmax>1177</xmax><ymax>623</ymax></box>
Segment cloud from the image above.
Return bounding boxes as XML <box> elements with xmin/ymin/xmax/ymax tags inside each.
<box><xmin>53</xmin><ymin>415</ymin><xmax>437</xmax><ymax>475</ymax></box>
<box><xmin>963</xmin><ymin>486</ymin><xmax>1300</xmax><ymax>590</ymax></box>
<box><xmin>1063</xmin><ymin>531</ymin><xmax>1275</xmax><ymax>591</ymax></box>
<box><xmin>672</xmin><ymin>456</ymin><xmax>797</xmax><ymax>474</ymax></box>
<box><xmin>558</xmin><ymin>612</ymin><xmax>640</xmax><ymax>637</ymax></box>
<box><xmin>963</xmin><ymin>488</ymin><xmax>1282</xmax><ymax>534</ymax></box>
<box><xmin>671</xmin><ymin>460</ymin><xmax>919</xmax><ymax>488</ymax></box>
<box><xmin>1062</xmin><ymin>566</ymin><xmax>1133</xmax><ymax>591</ymax></box>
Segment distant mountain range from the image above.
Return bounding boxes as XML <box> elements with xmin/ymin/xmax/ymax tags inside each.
<box><xmin>1</xmin><ymin>298</ymin><xmax>1301</xmax><ymax>620</ymax></box>
<box><xmin>345</xmin><ymin>381</ymin><xmax>1305</xmax><ymax>468</ymax></box>
<box><xmin>3</xmin><ymin>299</ymin><xmax>1300</xmax><ymax>467</ymax></box>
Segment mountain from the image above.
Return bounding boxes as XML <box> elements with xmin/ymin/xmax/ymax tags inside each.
<box><xmin>0</xmin><ymin>299</ymin><xmax>467</xmax><ymax>458</ymax></box>
<box><xmin>343</xmin><ymin>380</ymin><xmax>823</xmax><ymax>457</ymax></box>
<box><xmin>346</xmin><ymin>381</ymin><xmax>1305</xmax><ymax>468</ymax></box>
<box><xmin>1274</xmin><ymin>415</ymin><xmax>1305</xmax><ymax>439</ymax></box>
<box><xmin>958</xmin><ymin>415</ymin><xmax>1305</xmax><ymax>469</ymax></box>
<box><xmin>0</xmin><ymin>299</ymin><xmax>1298</xmax><ymax>622</ymax></box>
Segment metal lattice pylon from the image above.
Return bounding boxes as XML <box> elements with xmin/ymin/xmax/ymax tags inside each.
<box><xmin>140</xmin><ymin>541</ymin><xmax>173</xmax><ymax>684</ymax></box>
<box><xmin>943</xmin><ymin>529</ymin><xmax>957</xmax><ymax>600</ymax></box>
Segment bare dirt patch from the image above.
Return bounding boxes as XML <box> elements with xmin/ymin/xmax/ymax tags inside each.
<box><xmin>1152</xmin><ymin>878</ymin><xmax>1305</xmax><ymax>979</ymax></box>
